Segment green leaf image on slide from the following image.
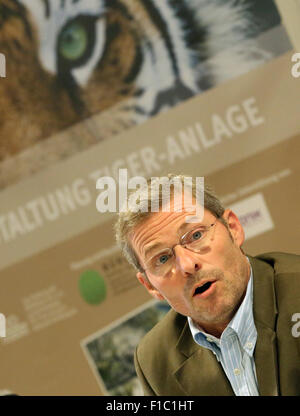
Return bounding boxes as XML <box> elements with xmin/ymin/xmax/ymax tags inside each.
<box><xmin>79</xmin><ymin>270</ymin><xmax>107</xmax><ymax>305</ymax></box>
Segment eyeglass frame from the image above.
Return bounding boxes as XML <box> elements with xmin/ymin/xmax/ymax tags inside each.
<box><xmin>139</xmin><ymin>217</ymin><xmax>219</xmax><ymax>276</ymax></box>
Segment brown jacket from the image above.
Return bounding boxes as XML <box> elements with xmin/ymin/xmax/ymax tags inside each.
<box><xmin>134</xmin><ymin>252</ymin><xmax>300</xmax><ymax>395</ymax></box>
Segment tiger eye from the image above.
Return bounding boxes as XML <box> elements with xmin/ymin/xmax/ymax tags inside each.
<box><xmin>59</xmin><ymin>21</ymin><xmax>88</xmax><ymax>61</ymax></box>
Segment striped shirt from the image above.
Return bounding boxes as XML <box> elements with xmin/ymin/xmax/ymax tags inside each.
<box><xmin>188</xmin><ymin>263</ymin><xmax>259</xmax><ymax>396</ymax></box>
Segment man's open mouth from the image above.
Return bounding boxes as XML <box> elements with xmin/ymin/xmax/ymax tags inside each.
<box><xmin>193</xmin><ymin>281</ymin><xmax>215</xmax><ymax>296</ymax></box>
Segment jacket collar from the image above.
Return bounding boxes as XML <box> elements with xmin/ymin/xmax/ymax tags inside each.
<box><xmin>248</xmin><ymin>255</ymin><xmax>279</xmax><ymax>396</ymax></box>
<box><xmin>173</xmin><ymin>318</ymin><xmax>233</xmax><ymax>395</ymax></box>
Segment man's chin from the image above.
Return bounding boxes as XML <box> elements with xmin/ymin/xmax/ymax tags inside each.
<box><xmin>191</xmin><ymin>302</ymin><xmax>234</xmax><ymax>328</ymax></box>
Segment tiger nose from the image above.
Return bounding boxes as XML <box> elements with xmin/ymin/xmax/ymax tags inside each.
<box><xmin>173</xmin><ymin>245</ymin><xmax>201</xmax><ymax>275</ymax></box>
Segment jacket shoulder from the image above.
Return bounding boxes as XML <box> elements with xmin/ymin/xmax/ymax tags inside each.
<box><xmin>136</xmin><ymin>308</ymin><xmax>188</xmax><ymax>377</ymax></box>
<box><xmin>253</xmin><ymin>252</ymin><xmax>300</xmax><ymax>311</ymax></box>
<box><xmin>254</xmin><ymin>252</ymin><xmax>300</xmax><ymax>275</ymax></box>
<box><xmin>137</xmin><ymin>308</ymin><xmax>186</xmax><ymax>356</ymax></box>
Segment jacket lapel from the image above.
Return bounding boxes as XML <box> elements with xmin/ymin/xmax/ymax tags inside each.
<box><xmin>173</xmin><ymin>320</ymin><xmax>234</xmax><ymax>395</ymax></box>
<box><xmin>249</xmin><ymin>256</ymin><xmax>279</xmax><ymax>396</ymax></box>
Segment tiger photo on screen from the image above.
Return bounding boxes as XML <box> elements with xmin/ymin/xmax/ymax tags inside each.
<box><xmin>0</xmin><ymin>0</ymin><xmax>284</xmax><ymax>187</ymax></box>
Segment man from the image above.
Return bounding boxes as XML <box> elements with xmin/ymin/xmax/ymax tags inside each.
<box><xmin>115</xmin><ymin>174</ymin><xmax>300</xmax><ymax>396</ymax></box>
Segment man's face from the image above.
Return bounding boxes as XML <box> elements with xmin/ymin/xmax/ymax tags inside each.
<box><xmin>130</xmin><ymin>206</ymin><xmax>250</xmax><ymax>331</ymax></box>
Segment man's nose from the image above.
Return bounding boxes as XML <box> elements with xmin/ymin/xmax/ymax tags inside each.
<box><xmin>173</xmin><ymin>245</ymin><xmax>201</xmax><ymax>275</ymax></box>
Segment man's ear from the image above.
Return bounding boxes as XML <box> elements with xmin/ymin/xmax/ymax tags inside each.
<box><xmin>222</xmin><ymin>209</ymin><xmax>245</xmax><ymax>248</ymax></box>
<box><xmin>136</xmin><ymin>272</ymin><xmax>165</xmax><ymax>301</ymax></box>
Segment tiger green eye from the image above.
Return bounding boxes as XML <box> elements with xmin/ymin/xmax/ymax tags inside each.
<box><xmin>59</xmin><ymin>21</ymin><xmax>88</xmax><ymax>61</ymax></box>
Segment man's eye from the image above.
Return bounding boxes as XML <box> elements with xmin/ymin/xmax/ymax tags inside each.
<box><xmin>157</xmin><ymin>254</ymin><xmax>171</xmax><ymax>265</ymax></box>
<box><xmin>191</xmin><ymin>230</ymin><xmax>203</xmax><ymax>241</ymax></box>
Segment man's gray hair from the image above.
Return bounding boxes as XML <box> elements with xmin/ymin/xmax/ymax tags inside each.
<box><xmin>114</xmin><ymin>174</ymin><xmax>225</xmax><ymax>272</ymax></box>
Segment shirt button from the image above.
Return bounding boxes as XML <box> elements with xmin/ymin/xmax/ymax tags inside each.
<box><xmin>234</xmin><ymin>368</ymin><xmax>241</xmax><ymax>376</ymax></box>
<box><xmin>245</xmin><ymin>342</ymin><xmax>253</xmax><ymax>349</ymax></box>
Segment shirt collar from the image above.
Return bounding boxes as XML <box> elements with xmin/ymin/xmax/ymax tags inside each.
<box><xmin>188</xmin><ymin>258</ymin><xmax>257</xmax><ymax>356</ymax></box>
<box><xmin>226</xmin><ymin>261</ymin><xmax>257</xmax><ymax>355</ymax></box>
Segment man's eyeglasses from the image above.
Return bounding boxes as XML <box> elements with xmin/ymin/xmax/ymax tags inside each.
<box><xmin>141</xmin><ymin>220</ymin><xmax>217</xmax><ymax>277</ymax></box>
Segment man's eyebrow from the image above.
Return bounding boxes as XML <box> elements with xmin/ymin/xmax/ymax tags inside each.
<box><xmin>177</xmin><ymin>219</ymin><xmax>206</xmax><ymax>235</ymax></box>
<box><xmin>144</xmin><ymin>242</ymin><xmax>166</xmax><ymax>260</ymax></box>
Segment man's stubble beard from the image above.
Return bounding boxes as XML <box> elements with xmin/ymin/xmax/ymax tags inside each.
<box><xmin>185</xmin><ymin>254</ymin><xmax>250</xmax><ymax>327</ymax></box>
